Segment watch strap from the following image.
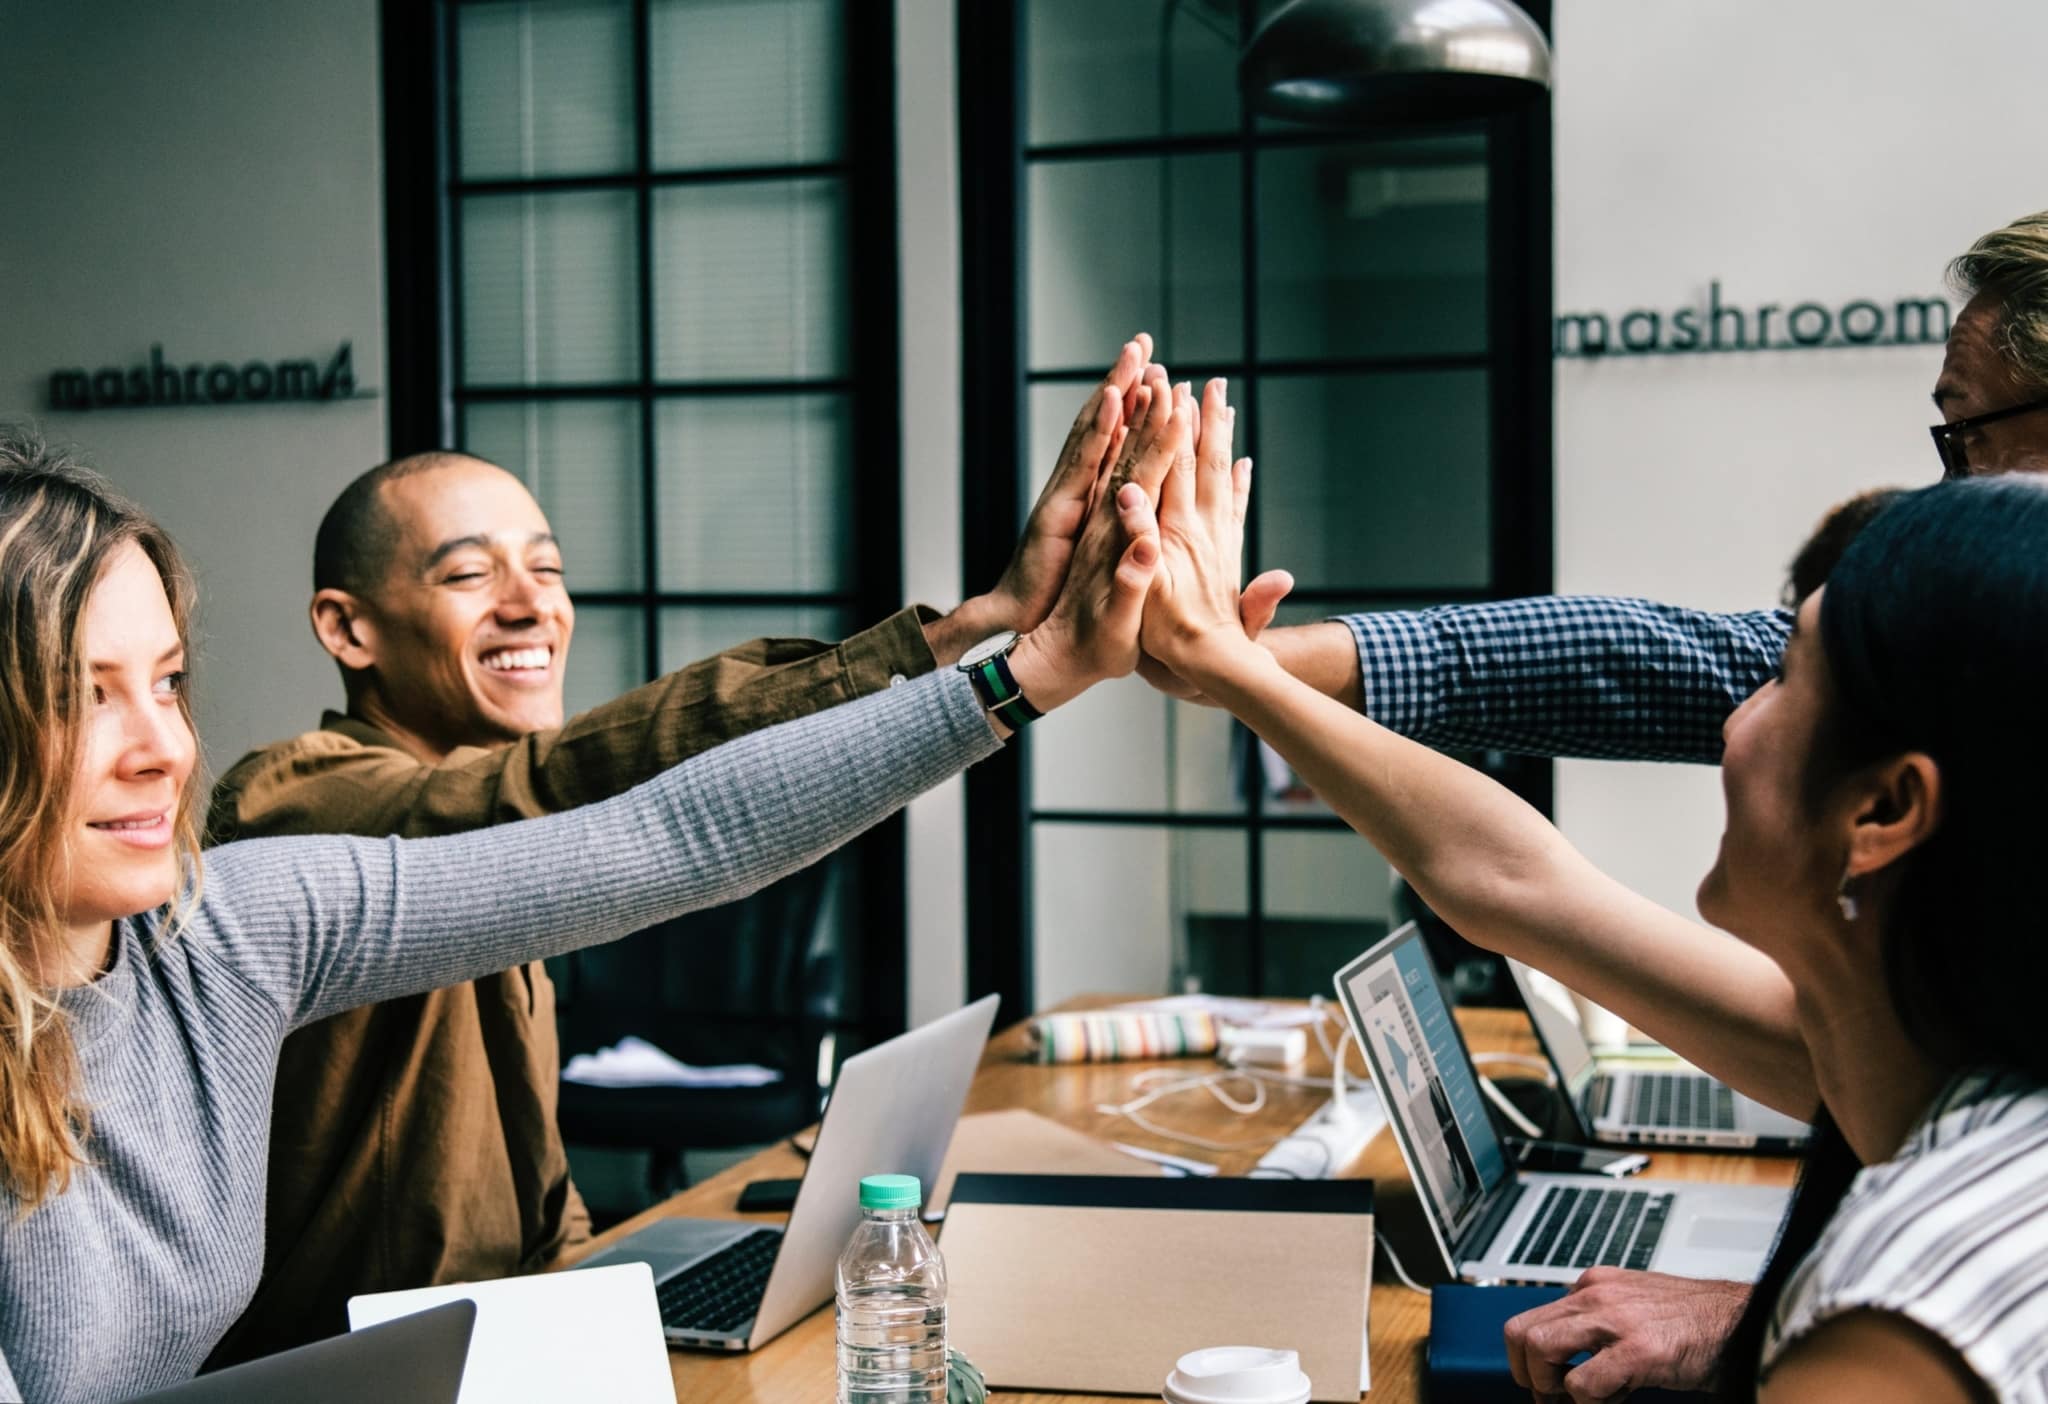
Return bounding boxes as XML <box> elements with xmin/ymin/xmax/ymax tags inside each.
<box><xmin>966</xmin><ymin>650</ymin><xmax>1042</xmax><ymax>728</ymax></box>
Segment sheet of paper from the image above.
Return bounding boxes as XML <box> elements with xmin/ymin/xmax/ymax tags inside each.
<box><xmin>561</xmin><ymin>1034</ymin><xmax>781</xmax><ymax>1089</ymax></box>
<box><xmin>348</xmin><ymin>1262</ymin><xmax>671</xmax><ymax>1404</ymax></box>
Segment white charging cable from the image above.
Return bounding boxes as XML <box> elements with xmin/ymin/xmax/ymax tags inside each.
<box><xmin>1096</xmin><ymin>1002</ymin><xmax>1367</xmax><ymax>1155</ymax></box>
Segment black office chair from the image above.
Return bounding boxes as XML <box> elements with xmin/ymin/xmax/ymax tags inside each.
<box><xmin>553</xmin><ymin>862</ymin><xmax>837</xmax><ymax>1209</ymax></box>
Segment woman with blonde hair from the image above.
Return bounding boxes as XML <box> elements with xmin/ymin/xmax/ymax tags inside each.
<box><xmin>0</xmin><ymin>380</ymin><xmax>1239</xmax><ymax>1402</ymax></box>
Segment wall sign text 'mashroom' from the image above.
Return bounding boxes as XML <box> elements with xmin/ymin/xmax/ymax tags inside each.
<box><xmin>47</xmin><ymin>343</ymin><xmax>362</xmax><ymax>410</ymax></box>
<box><xmin>1557</xmin><ymin>283</ymin><xmax>1953</xmax><ymax>358</ymax></box>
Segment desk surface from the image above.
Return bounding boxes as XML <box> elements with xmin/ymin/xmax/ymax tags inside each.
<box><xmin>562</xmin><ymin>998</ymin><xmax>1798</xmax><ymax>1401</ymax></box>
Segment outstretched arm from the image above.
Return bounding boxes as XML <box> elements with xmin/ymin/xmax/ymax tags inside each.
<box><xmin>1157</xmin><ymin>598</ymin><xmax>1790</xmax><ymax>765</ymax></box>
<box><xmin>199</xmin><ymin>358</ymin><xmax>1198</xmax><ymax>1033</ymax></box>
<box><xmin>1129</xmin><ymin>383</ymin><xmax>1815</xmax><ymax>1117</ymax></box>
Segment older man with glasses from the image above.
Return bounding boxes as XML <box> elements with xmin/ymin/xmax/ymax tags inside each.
<box><xmin>1138</xmin><ymin>210</ymin><xmax>2048</xmax><ymax>1403</ymax></box>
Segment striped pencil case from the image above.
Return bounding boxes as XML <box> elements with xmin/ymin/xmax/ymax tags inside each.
<box><xmin>1028</xmin><ymin>1010</ymin><xmax>1220</xmax><ymax>1063</ymax></box>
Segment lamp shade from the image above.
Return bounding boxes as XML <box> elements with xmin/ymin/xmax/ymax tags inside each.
<box><xmin>1241</xmin><ymin>0</ymin><xmax>1551</xmax><ymax>125</ymax></box>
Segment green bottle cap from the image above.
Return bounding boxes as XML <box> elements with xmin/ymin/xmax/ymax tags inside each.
<box><xmin>858</xmin><ymin>1174</ymin><xmax>922</xmax><ymax>1211</ymax></box>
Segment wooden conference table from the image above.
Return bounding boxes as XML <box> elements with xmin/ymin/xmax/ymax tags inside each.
<box><xmin>560</xmin><ymin>997</ymin><xmax>1799</xmax><ymax>1402</ymax></box>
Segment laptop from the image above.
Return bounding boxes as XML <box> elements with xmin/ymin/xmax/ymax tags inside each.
<box><xmin>132</xmin><ymin>1300</ymin><xmax>473</xmax><ymax>1403</ymax></box>
<box><xmin>572</xmin><ymin>993</ymin><xmax>1000</xmax><ymax>1351</ymax></box>
<box><xmin>1505</xmin><ymin>956</ymin><xmax>1810</xmax><ymax>1154</ymax></box>
<box><xmin>1334</xmin><ymin>925</ymin><xmax>1789</xmax><ymax>1286</ymax></box>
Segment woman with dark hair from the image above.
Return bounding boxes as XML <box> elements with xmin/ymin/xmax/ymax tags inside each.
<box><xmin>0</xmin><ymin>379</ymin><xmax>1241</xmax><ymax>1403</ymax></box>
<box><xmin>1128</xmin><ymin>467</ymin><xmax>2048</xmax><ymax>1402</ymax></box>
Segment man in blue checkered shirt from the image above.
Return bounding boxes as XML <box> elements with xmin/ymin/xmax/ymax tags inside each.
<box><xmin>1142</xmin><ymin>213</ymin><xmax>2048</xmax><ymax>1403</ymax></box>
<box><xmin>1175</xmin><ymin>213</ymin><xmax>2048</xmax><ymax>774</ymax></box>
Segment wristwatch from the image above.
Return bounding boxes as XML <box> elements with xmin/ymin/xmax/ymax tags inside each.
<box><xmin>957</xmin><ymin>630</ymin><xmax>1043</xmax><ymax>731</ymax></box>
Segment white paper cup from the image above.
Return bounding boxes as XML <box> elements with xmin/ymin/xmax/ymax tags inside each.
<box><xmin>1162</xmin><ymin>1346</ymin><xmax>1312</xmax><ymax>1404</ymax></box>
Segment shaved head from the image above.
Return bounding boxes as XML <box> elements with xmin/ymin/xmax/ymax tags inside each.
<box><xmin>313</xmin><ymin>451</ymin><xmax>492</xmax><ymax>597</ymax></box>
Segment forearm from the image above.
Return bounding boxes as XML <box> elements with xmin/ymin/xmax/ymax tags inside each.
<box><xmin>1191</xmin><ymin>642</ymin><xmax>1817</xmax><ymax>1115</ymax></box>
<box><xmin>1261</xmin><ymin>622</ymin><xmax>1364</xmax><ymax>709</ymax></box>
<box><xmin>1328</xmin><ymin>598</ymin><xmax>1790</xmax><ymax>764</ymax></box>
<box><xmin>207</xmin><ymin>671</ymin><xmax>1000</xmax><ymax>1027</ymax></box>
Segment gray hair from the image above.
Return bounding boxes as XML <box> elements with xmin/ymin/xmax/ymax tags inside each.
<box><xmin>1949</xmin><ymin>211</ymin><xmax>2048</xmax><ymax>391</ymax></box>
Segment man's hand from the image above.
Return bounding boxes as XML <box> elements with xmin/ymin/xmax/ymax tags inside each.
<box><xmin>1503</xmin><ymin>1268</ymin><xmax>1750</xmax><ymax>1403</ymax></box>
<box><xmin>1006</xmin><ymin>367</ymin><xmax>1185</xmax><ymax>708</ymax></box>
<box><xmin>925</xmin><ymin>336</ymin><xmax>1156</xmax><ymax>665</ymax></box>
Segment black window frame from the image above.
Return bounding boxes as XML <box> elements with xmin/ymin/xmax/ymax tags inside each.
<box><xmin>959</xmin><ymin>0</ymin><xmax>1555</xmax><ymax>1016</ymax></box>
<box><xmin>381</xmin><ymin>0</ymin><xmax>910</xmax><ymax>1047</ymax></box>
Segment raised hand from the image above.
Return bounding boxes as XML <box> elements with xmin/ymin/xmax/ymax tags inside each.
<box><xmin>1121</xmin><ymin>379</ymin><xmax>1291</xmax><ymax>686</ymax></box>
<box><xmin>986</xmin><ymin>336</ymin><xmax>1153</xmax><ymax>627</ymax></box>
<box><xmin>1003</xmin><ymin>364</ymin><xmax>1189</xmax><ymax>714</ymax></box>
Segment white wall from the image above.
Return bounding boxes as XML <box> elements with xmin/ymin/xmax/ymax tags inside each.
<box><xmin>0</xmin><ymin>1</ymin><xmax>388</xmax><ymax>773</ymax></box>
<box><xmin>1550</xmin><ymin>0</ymin><xmax>2048</xmax><ymax>917</ymax></box>
<box><xmin>895</xmin><ymin>0</ymin><xmax>971</xmax><ymax>1025</ymax></box>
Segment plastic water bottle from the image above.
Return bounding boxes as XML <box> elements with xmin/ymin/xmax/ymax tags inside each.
<box><xmin>835</xmin><ymin>1173</ymin><xmax>948</xmax><ymax>1404</ymax></box>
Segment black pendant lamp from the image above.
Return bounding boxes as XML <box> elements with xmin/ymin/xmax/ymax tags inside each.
<box><xmin>1241</xmin><ymin>0</ymin><xmax>1551</xmax><ymax>126</ymax></box>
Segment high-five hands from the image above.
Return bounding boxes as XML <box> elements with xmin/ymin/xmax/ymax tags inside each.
<box><xmin>1002</xmin><ymin>361</ymin><xmax>1182</xmax><ymax>715</ymax></box>
<box><xmin>1112</xmin><ymin>378</ymin><xmax>1293</xmax><ymax>689</ymax></box>
<box><xmin>999</xmin><ymin>356</ymin><xmax>1295</xmax><ymax>726</ymax></box>
<box><xmin>927</xmin><ymin>336</ymin><xmax>1159</xmax><ymax>666</ymax></box>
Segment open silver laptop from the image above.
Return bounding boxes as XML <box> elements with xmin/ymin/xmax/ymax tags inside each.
<box><xmin>1505</xmin><ymin>957</ymin><xmax>1810</xmax><ymax>1154</ymax></box>
<box><xmin>132</xmin><ymin>1300</ymin><xmax>473</xmax><ymax>1403</ymax></box>
<box><xmin>1335</xmin><ymin>925</ymin><xmax>1788</xmax><ymax>1287</ymax></box>
<box><xmin>573</xmin><ymin>993</ymin><xmax>999</xmax><ymax>1351</ymax></box>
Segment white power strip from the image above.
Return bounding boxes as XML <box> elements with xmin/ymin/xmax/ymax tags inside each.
<box><xmin>1250</xmin><ymin>1088</ymin><xmax>1386</xmax><ymax>1179</ymax></box>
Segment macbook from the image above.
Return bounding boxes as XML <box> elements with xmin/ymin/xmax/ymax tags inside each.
<box><xmin>572</xmin><ymin>993</ymin><xmax>1000</xmax><ymax>1350</ymax></box>
<box><xmin>1334</xmin><ymin>925</ymin><xmax>1788</xmax><ymax>1286</ymax></box>
<box><xmin>1505</xmin><ymin>956</ymin><xmax>1809</xmax><ymax>1153</ymax></box>
<box><xmin>130</xmin><ymin>1300</ymin><xmax>473</xmax><ymax>1404</ymax></box>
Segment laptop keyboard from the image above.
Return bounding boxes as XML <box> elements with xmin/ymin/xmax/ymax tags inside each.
<box><xmin>656</xmin><ymin>1229</ymin><xmax>782</xmax><ymax>1335</ymax></box>
<box><xmin>1632</xmin><ymin>1073</ymin><xmax>1738</xmax><ymax>1131</ymax></box>
<box><xmin>1507</xmin><ymin>1185</ymin><xmax>1675</xmax><ymax>1271</ymax></box>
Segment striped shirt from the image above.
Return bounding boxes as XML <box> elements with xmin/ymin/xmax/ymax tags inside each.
<box><xmin>1764</xmin><ymin>1069</ymin><xmax>2048</xmax><ymax>1399</ymax></box>
<box><xmin>1339</xmin><ymin>597</ymin><xmax>1791</xmax><ymax>763</ymax></box>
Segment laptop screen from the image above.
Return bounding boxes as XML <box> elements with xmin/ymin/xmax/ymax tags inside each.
<box><xmin>1505</xmin><ymin>958</ymin><xmax>1597</xmax><ymax>1107</ymax></box>
<box><xmin>1336</xmin><ymin>924</ymin><xmax>1507</xmax><ymax>1252</ymax></box>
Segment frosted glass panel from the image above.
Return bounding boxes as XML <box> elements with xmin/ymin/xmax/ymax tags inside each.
<box><xmin>659</xmin><ymin>604</ymin><xmax>851</xmax><ymax>671</ymax></box>
<box><xmin>1259</xmin><ymin>138</ymin><xmax>1488</xmax><ymax>360</ymax></box>
<box><xmin>463</xmin><ymin>400</ymin><xmax>644</xmax><ymax>593</ymax></box>
<box><xmin>1256</xmin><ymin>370</ymin><xmax>1490</xmax><ymax>591</ymax></box>
<box><xmin>655</xmin><ymin>394</ymin><xmax>852</xmax><ymax>593</ymax></box>
<box><xmin>1030</xmin><ymin>682</ymin><xmax>1244</xmax><ymax>814</ymax></box>
<box><xmin>457</xmin><ymin>0</ymin><xmax>633</xmax><ymax>180</ymax></box>
<box><xmin>1256</xmin><ymin>831</ymin><xmax>1395</xmax><ymax>997</ymax></box>
<box><xmin>1030</xmin><ymin>824</ymin><xmax>1166</xmax><ymax>1007</ymax></box>
<box><xmin>1029</xmin><ymin>155</ymin><xmax>1241</xmax><ymax>370</ymax></box>
<box><xmin>1026</xmin><ymin>0</ymin><xmax>1239</xmax><ymax>146</ymax></box>
<box><xmin>563</xmin><ymin>604</ymin><xmax>645</xmax><ymax>717</ymax></box>
<box><xmin>653</xmin><ymin>179</ymin><xmax>849</xmax><ymax>380</ymax></box>
<box><xmin>461</xmin><ymin>191</ymin><xmax>639</xmax><ymax>385</ymax></box>
<box><xmin>650</xmin><ymin>0</ymin><xmax>843</xmax><ymax>168</ymax></box>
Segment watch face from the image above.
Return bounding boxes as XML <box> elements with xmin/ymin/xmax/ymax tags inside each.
<box><xmin>958</xmin><ymin>630</ymin><xmax>1019</xmax><ymax>669</ymax></box>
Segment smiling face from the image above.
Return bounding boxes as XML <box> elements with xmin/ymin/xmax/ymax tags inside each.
<box><xmin>61</xmin><ymin>542</ymin><xmax>198</xmax><ymax>936</ymax></box>
<box><xmin>1697</xmin><ymin>591</ymin><xmax>1848</xmax><ymax>962</ymax></box>
<box><xmin>346</xmin><ymin>460</ymin><xmax>574</xmax><ymax>754</ymax></box>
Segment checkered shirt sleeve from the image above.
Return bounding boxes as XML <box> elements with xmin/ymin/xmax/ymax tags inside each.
<box><xmin>1339</xmin><ymin>596</ymin><xmax>1792</xmax><ymax>764</ymax></box>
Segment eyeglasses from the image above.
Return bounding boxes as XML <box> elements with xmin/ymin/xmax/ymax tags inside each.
<box><xmin>1930</xmin><ymin>396</ymin><xmax>2048</xmax><ymax>479</ymax></box>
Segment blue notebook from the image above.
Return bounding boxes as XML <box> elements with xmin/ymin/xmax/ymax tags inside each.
<box><xmin>1428</xmin><ymin>1284</ymin><xmax>1711</xmax><ymax>1403</ymax></box>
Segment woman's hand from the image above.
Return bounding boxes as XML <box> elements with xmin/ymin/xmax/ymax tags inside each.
<box><xmin>1128</xmin><ymin>379</ymin><xmax>1291</xmax><ymax>686</ymax></box>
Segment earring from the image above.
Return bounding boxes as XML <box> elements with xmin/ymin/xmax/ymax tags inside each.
<box><xmin>1836</xmin><ymin>873</ymin><xmax>1859</xmax><ymax>922</ymax></box>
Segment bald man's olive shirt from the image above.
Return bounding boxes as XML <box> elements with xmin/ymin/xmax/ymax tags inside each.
<box><xmin>199</xmin><ymin>608</ymin><xmax>937</xmax><ymax>1369</ymax></box>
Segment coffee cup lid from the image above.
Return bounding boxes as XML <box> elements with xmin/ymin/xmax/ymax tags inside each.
<box><xmin>1162</xmin><ymin>1346</ymin><xmax>1312</xmax><ymax>1404</ymax></box>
